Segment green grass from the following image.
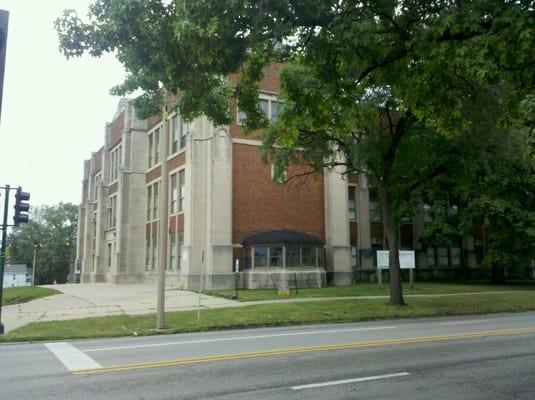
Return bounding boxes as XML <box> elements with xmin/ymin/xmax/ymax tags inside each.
<box><xmin>209</xmin><ymin>282</ymin><xmax>535</xmax><ymax>301</ymax></box>
<box><xmin>2</xmin><ymin>286</ymin><xmax>60</xmax><ymax>306</ymax></box>
<box><xmin>3</xmin><ymin>291</ymin><xmax>535</xmax><ymax>343</ymax></box>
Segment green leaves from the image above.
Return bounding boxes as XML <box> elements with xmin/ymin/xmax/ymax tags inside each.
<box><xmin>8</xmin><ymin>203</ymin><xmax>78</xmax><ymax>284</ymax></box>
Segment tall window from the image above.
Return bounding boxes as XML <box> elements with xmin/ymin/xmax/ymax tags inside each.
<box><xmin>145</xmin><ymin>234</ymin><xmax>151</xmax><ymax>271</ymax></box>
<box><xmin>148</xmin><ymin>134</ymin><xmax>153</xmax><ymax>168</ymax></box>
<box><xmin>177</xmin><ymin>233</ymin><xmax>184</xmax><ymax>269</ymax></box>
<box><xmin>238</xmin><ymin>95</ymin><xmax>280</xmax><ymax>124</ymax></box>
<box><xmin>107</xmin><ymin>196</ymin><xmax>117</xmax><ymax>228</ymax></box>
<box><xmin>148</xmin><ymin>126</ymin><xmax>161</xmax><ymax>168</ymax></box>
<box><xmin>348</xmin><ymin>186</ymin><xmax>356</xmax><ymax>220</ymax></box>
<box><xmin>109</xmin><ymin>145</ymin><xmax>121</xmax><ymax>182</ymax></box>
<box><xmin>170</xmin><ymin>173</ymin><xmax>177</xmax><ymax>214</ymax></box>
<box><xmin>171</xmin><ymin>115</ymin><xmax>179</xmax><ymax>154</ymax></box>
<box><xmin>179</xmin><ymin>169</ymin><xmax>185</xmax><ymax>212</ymax></box>
<box><xmin>146</xmin><ymin>186</ymin><xmax>152</xmax><ymax>221</ymax></box>
<box><xmin>146</xmin><ymin>181</ymin><xmax>160</xmax><ymax>221</ymax></box>
<box><xmin>153</xmin><ymin>182</ymin><xmax>159</xmax><ymax>220</ymax></box>
<box><xmin>180</xmin><ymin>120</ymin><xmax>187</xmax><ymax>149</ymax></box>
<box><xmin>369</xmin><ymin>190</ymin><xmax>382</xmax><ymax>222</ymax></box>
<box><xmin>154</xmin><ymin>127</ymin><xmax>160</xmax><ymax>164</ymax></box>
<box><xmin>169</xmin><ymin>233</ymin><xmax>176</xmax><ymax>271</ymax></box>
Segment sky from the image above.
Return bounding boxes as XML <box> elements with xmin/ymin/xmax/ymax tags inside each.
<box><xmin>0</xmin><ymin>0</ymin><xmax>127</xmax><ymax>208</ymax></box>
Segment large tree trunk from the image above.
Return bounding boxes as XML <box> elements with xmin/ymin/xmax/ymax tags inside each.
<box><xmin>380</xmin><ymin>186</ymin><xmax>405</xmax><ymax>306</ymax></box>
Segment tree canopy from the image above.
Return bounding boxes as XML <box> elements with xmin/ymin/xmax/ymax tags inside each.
<box><xmin>8</xmin><ymin>203</ymin><xmax>78</xmax><ymax>284</ymax></box>
<box><xmin>56</xmin><ymin>0</ymin><xmax>535</xmax><ymax>304</ymax></box>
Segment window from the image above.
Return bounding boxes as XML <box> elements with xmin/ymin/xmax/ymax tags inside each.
<box><xmin>270</xmin><ymin>101</ymin><xmax>280</xmax><ymax>122</ymax></box>
<box><xmin>237</xmin><ymin>95</ymin><xmax>280</xmax><ymax>124</ymax></box>
<box><xmin>254</xmin><ymin>247</ymin><xmax>268</xmax><ymax>267</ymax></box>
<box><xmin>348</xmin><ymin>186</ymin><xmax>356</xmax><ymax>220</ymax></box>
<box><xmin>153</xmin><ymin>182</ymin><xmax>159</xmax><ymax>220</ymax></box>
<box><xmin>352</xmin><ymin>246</ymin><xmax>358</xmax><ymax>268</ymax></box>
<box><xmin>148</xmin><ymin>126</ymin><xmax>161</xmax><ymax>168</ymax></box>
<box><xmin>169</xmin><ymin>233</ymin><xmax>176</xmax><ymax>271</ymax></box>
<box><xmin>270</xmin><ymin>164</ymin><xmax>287</xmax><ymax>184</ymax></box>
<box><xmin>107</xmin><ymin>196</ymin><xmax>117</xmax><ymax>228</ymax></box>
<box><xmin>426</xmin><ymin>247</ymin><xmax>436</xmax><ymax>266</ymax></box>
<box><xmin>247</xmin><ymin>245</ymin><xmax>323</xmax><ymax>268</ymax></box>
<box><xmin>177</xmin><ymin>233</ymin><xmax>184</xmax><ymax>269</ymax></box>
<box><xmin>451</xmin><ymin>245</ymin><xmax>462</xmax><ymax>267</ymax></box>
<box><xmin>180</xmin><ymin>120</ymin><xmax>187</xmax><ymax>149</ymax></box>
<box><xmin>170</xmin><ymin>115</ymin><xmax>187</xmax><ymax>154</ymax></box>
<box><xmin>179</xmin><ymin>169</ymin><xmax>185</xmax><ymax>212</ymax></box>
<box><xmin>171</xmin><ymin>115</ymin><xmax>179</xmax><ymax>154</ymax></box>
<box><xmin>302</xmin><ymin>246</ymin><xmax>316</xmax><ymax>266</ymax></box>
<box><xmin>369</xmin><ymin>190</ymin><xmax>381</xmax><ymax>222</ymax></box>
<box><xmin>437</xmin><ymin>246</ymin><xmax>449</xmax><ymax>266</ymax></box>
<box><xmin>170</xmin><ymin>174</ymin><xmax>177</xmax><ymax>214</ymax></box>
<box><xmin>147</xmin><ymin>181</ymin><xmax>160</xmax><ymax>221</ymax></box>
<box><xmin>270</xmin><ymin>247</ymin><xmax>283</xmax><ymax>267</ymax></box>
<box><xmin>154</xmin><ymin>128</ymin><xmax>160</xmax><ymax>164</ymax></box>
<box><xmin>423</xmin><ymin>204</ymin><xmax>434</xmax><ymax>223</ymax></box>
<box><xmin>145</xmin><ymin>234</ymin><xmax>151</xmax><ymax>271</ymax></box>
<box><xmin>109</xmin><ymin>145</ymin><xmax>121</xmax><ymax>182</ymax></box>
<box><xmin>285</xmin><ymin>246</ymin><xmax>300</xmax><ymax>267</ymax></box>
<box><xmin>148</xmin><ymin>134</ymin><xmax>153</xmax><ymax>168</ymax></box>
<box><xmin>427</xmin><ymin>244</ymin><xmax>463</xmax><ymax>267</ymax></box>
<box><xmin>146</xmin><ymin>186</ymin><xmax>152</xmax><ymax>221</ymax></box>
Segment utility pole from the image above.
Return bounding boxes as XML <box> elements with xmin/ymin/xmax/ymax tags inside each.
<box><xmin>156</xmin><ymin>102</ymin><xmax>170</xmax><ymax>331</ymax></box>
<box><xmin>32</xmin><ymin>245</ymin><xmax>37</xmax><ymax>285</ymax></box>
<box><xmin>0</xmin><ymin>185</ymin><xmax>11</xmax><ymax>334</ymax></box>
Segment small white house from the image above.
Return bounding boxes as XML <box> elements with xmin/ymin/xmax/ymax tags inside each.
<box><xmin>3</xmin><ymin>264</ymin><xmax>31</xmax><ymax>288</ymax></box>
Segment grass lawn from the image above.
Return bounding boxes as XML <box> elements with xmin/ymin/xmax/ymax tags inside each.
<box><xmin>2</xmin><ymin>286</ymin><xmax>61</xmax><ymax>306</ymax></box>
<box><xmin>2</xmin><ymin>291</ymin><xmax>535</xmax><ymax>343</ymax></box>
<box><xmin>208</xmin><ymin>281</ymin><xmax>535</xmax><ymax>302</ymax></box>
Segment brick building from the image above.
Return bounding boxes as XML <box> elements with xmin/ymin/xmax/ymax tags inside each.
<box><xmin>75</xmin><ymin>66</ymin><xmax>482</xmax><ymax>289</ymax></box>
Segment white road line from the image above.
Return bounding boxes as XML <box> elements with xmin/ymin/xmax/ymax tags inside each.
<box><xmin>83</xmin><ymin>325</ymin><xmax>398</xmax><ymax>353</ymax></box>
<box><xmin>439</xmin><ymin>319</ymin><xmax>491</xmax><ymax>326</ymax></box>
<box><xmin>291</xmin><ymin>372</ymin><xmax>410</xmax><ymax>390</ymax></box>
<box><xmin>44</xmin><ymin>342</ymin><xmax>102</xmax><ymax>372</ymax></box>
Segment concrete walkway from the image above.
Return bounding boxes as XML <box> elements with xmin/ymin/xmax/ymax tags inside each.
<box><xmin>1</xmin><ymin>283</ymin><xmax>237</xmax><ymax>333</ymax></box>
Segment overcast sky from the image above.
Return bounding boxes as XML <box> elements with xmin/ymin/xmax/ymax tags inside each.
<box><xmin>0</xmin><ymin>1</ymin><xmax>126</xmax><ymax>208</ymax></box>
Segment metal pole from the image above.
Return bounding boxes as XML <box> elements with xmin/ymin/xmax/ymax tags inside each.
<box><xmin>156</xmin><ymin>110</ymin><xmax>170</xmax><ymax>330</ymax></box>
<box><xmin>32</xmin><ymin>245</ymin><xmax>36</xmax><ymax>285</ymax></box>
<box><xmin>0</xmin><ymin>184</ymin><xmax>11</xmax><ymax>334</ymax></box>
<box><xmin>197</xmin><ymin>250</ymin><xmax>205</xmax><ymax>321</ymax></box>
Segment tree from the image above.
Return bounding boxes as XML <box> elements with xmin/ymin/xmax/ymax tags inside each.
<box><xmin>55</xmin><ymin>1</ymin><xmax>535</xmax><ymax>304</ymax></box>
<box><xmin>8</xmin><ymin>203</ymin><xmax>78</xmax><ymax>284</ymax></box>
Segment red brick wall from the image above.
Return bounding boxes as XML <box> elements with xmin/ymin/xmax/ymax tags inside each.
<box><xmin>94</xmin><ymin>147</ymin><xmax>103</xmax><ymax>174</ymax></box>
<box><xmin>232</xmin><ymin>143</ymin><xmax>325</xmax><ymax>245</ymax></box>
<box><xmin>110</xmin><ymin>111</ymin><xmax>124</xmax><ymax>148</ymax></box>
<box><xmin>167</xmin><ymin>152</ymin><xmax>186</xmax><ymax>171</ymax></box>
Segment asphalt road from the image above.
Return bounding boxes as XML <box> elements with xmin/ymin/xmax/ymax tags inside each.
<box><xmin>1</xmin><ymin>312</ymin><xmax>535</xmax><ymax>399</ymax></box>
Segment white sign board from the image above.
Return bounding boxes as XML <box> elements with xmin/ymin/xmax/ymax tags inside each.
<box><xmin>377</xmin><ymin>250</ymin><xmax>415</xmax><ymax>270</ymax></box>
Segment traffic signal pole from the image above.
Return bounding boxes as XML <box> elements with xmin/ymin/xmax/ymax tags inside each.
<box><xmin>0</xmin><ymin>184</ymin><xmax>11</xmax><ymax>334</ymax></box>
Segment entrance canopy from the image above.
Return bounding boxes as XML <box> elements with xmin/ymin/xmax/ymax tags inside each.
<box><xmin>243</xmin><ymin>230</ymin><xmax>322</xmax><ymax>246</ymax></box>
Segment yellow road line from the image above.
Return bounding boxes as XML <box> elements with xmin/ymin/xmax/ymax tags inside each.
<box><xmin>73</xmin><ymin>326</ymin><xmax>535</xmax><ymax>375</ymax></box>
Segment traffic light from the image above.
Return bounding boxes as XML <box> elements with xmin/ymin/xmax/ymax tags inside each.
<box><xmin>13</xmin><ymin>187</ymin><xmax>30</xmax><ymax>226</ymax></box>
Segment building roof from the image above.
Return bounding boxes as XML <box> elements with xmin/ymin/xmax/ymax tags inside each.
<box><xmin>243</xmin><ymin>230</ymin><xmax>323</xmax><ymax>246</ymax></box>
<box><xmin>4</xmin><ymin>264</ymin><xmax>28</xmax><ymax>275</ymax></box>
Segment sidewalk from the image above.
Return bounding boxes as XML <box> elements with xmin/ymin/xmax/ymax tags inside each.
<box><xmin>2</xmin><ymin>283</ymin><xmax>237</xmax><ymax>333</ymax></box>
